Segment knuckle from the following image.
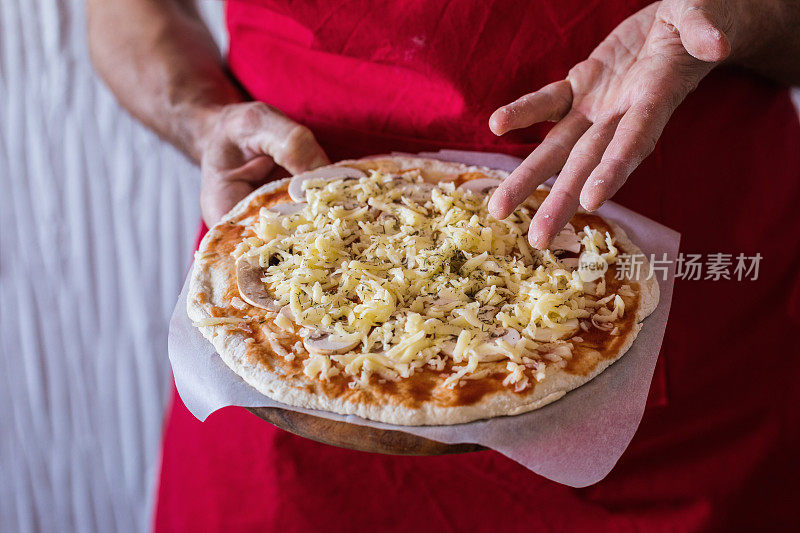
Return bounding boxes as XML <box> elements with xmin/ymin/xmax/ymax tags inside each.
<box><xmin>550</xmin><ymin>187</ymin><xmax>579</xmax><ymax>207</ymax></box>
<box><xmin>206</xmin><ymin>118</ymin><xmax>229</xmax><ymax>144</ymax></box>
<box><xmin>567</xmin><ymin>148</ymin><xmax>597</xmax><ymax>163</ymax></box>
<box><xmin>599</xmin><ymin>155</ymin><xmax>631</xmax><ymax>178</ymax></box>
<box><xmin>227</xmin><ymin>102</ymin><xmax>270</xmax><ymax>132</ymax></box>
<box><xmin>517</xmin><ymin>94</ymin><xmax>539</xmax><ymax>112</ymax></box>
<box><xmin>637</xmin><ymin>132</ymin><xmax>659</xmax><ymax>159</ymax></box>
<box><xmin>641</xmin><ymin>134</ymin><xmax>658</xmax><ymax>157</ymax></box>
<box><xmin>276</xmin><ymin>125</ymin><xmax>320</xmax><ymax>170</ymax></box>
<box><xmin>540</xmin><ymin>137</ymin><xmax>572</xmax><ymax>158</ymax></box>
<box><xmin>643</xmin><ymin>85</ymin><xmax>686</xmax><ymax>115</ymax></box>
<box><xmin>544</xmin><ymin>95</ymin><xmax>570</xmax><ymax>121</ymax></box>
<box><xmin>619</xmin><ymin>128</ymin><xmax>658</xmax><ymax>160</ymax></box>
<box><xmin>283</xmin><ymin>125</ymin><xmax>316</xmax><ymax>154</ymax></box>
<box><xmin>639</xmin><ymin>92</ymin><xmax>671</xmax><ymax>116</ymax></box>
<box><xmin>567</xmin><ymin>58</ymin><xmax>602</xmax><ymax>95</ymax></box>
<box><xmin>679</xmin><ymin>76</ymin><xmax>701</xmax><ymax>97</ymax></box>
<box><xmin>239</xmin><ymin>103</ymin><xmax>268</xmax><ymax>129</ymax></box>
<box><xmin>560</xmin><ymin>153</ymin><xmax>593</xmax><ymax>176</ymax></box>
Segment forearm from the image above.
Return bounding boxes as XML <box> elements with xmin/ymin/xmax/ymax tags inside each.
<box><xmin>728</xmin><ymin>0</ymin><xmax>800</xmax><ymax>85</ymax></box>
<box><xmin>87</xmin><ymin>0</ymin><xmax>243</xmax><ymax>162</ymax></box>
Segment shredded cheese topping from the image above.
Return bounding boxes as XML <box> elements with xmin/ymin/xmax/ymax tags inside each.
<box><xmin>231</xmin><ymin>169</ymin><xmax>627</xmax><ymax>389</ymax></box>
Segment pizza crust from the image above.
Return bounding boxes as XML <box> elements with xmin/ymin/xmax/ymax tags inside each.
<box><xmin>188</xmin><ymin>156</ymin><xmax>660</xmax><ymax>426</ymax></box>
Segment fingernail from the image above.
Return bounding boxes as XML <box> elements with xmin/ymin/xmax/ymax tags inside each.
<box><xmin>529</xmin><ymin>231</ymin><xmax>545</xmax><ymax>250</ymax></box>
<box><xmin>488</xmin><ymin>117</ymin><xmax>504</xmax><ymax>136</ymax></box>
<box><xmin>581</xmin><ymin>200</ymin><xmax>600</xmax><ymax>212</ymax></box>
<box><xmin>487</xmin><ymin>195</ymin><xmax>506</xmax><ymax>219</ymax></box>
<box><xmin>487</xmin><ymin>197</ymin><xmax>498</xmax><ymax>217</ymax></box>
<box><xmin>580</xmin><ymin>190</ymin><xmax>602</xmax><ymax>212</ymax></box>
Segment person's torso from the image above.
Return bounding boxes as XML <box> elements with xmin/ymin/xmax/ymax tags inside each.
<box><xmin>226</xmin><ymin>0</ymin><xmax>652</xmax><ymax>158</ymax></box>
<box><xmin>159</xmin><ymin>2</ymin><xmax>800</xmax><ymax>530</ymax></box>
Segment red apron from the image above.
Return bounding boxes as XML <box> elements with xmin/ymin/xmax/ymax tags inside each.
<box><xmin>155</xmin><ymin>1</ymin><xmax>800</xmax><ymax>530</ymax></box>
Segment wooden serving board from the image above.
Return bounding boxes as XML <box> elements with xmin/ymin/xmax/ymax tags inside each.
<box><xmin>247</xmin><ymin>407</ymin><xmax>486</xmax><ymax>455</ymax></box>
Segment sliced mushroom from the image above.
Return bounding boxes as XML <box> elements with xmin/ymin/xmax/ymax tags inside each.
<box><xmin>492</xmin><ymin>328</ymin><xmax>521</xmax><ymax>345</ymax></box>
<box><xmin>337</xmin><ymin>198</ymin><xmax>361</xmax><ymax>210</ymax></box>
<box><xmin>401</xmin><ymin>181</ymin><xmax>435</xmax><ymax>204</ymax></box>
<box><xmin>278</xmin><ymin>305</ymin><xmax>296</xmax><ymax>322</ymax></box>
<box><xmin>433</xmin><ymin>296</ymin><xmax>458</xmax><ymax>308</ymax></box>
<box><xmin>288</xmin><ymin>166</ymin><xmax>367</xmax><ymax>202</ymax></box>
<box><xmin>386</xmin><ymin>177</ymin><xmax>433</xmax><ymax>204</ymax></box>
<box><xmin>458</xmin><ymin>178</ymin><xmax>503</xmax><ymax>195</ymax></box>
<box><xmin>478</xmin><ymin>306</ymin><xmax>498</xmax><ymax>322</ymax></box>
<box><xmin>303</xmin><ymin>331</ymin><xmax>361</xmax><ymax>355</ymax></box>
<box><xmin>468</xmin><ymin>329</ymin><xmax>522</xmax><ymax>361</ymax></box>
<box><xmin>532</xmin><ymin>318</ymin><xmax>580</xmax><ymax>342</ymax></box>
<box><xmin>236</xmin><ymin>255</ymin><xmax>281</xmax><ymax>311</ymax></box>
<box><xmin>560</xmin><ymin>257</ymin><xmax>579</xmax><ymax>269</ymax></box>
<box><xmin>440</xmin><ymin>340</ymin><xmax>457</xmax><ymax>357</ymax></box>
<box><xmin>548</xmin><ymin>223</ymin><xmax>581</xmax><ymax>254</ymax></box>
<box><xmin>377</xmin><ymin>211</ymin><xmax>400</xmax><ymax>228</ymax></box>
<box><xmin>268</xmin><ymin>202</ymin><xmax>306</xmax><ymax>215</ymax></box>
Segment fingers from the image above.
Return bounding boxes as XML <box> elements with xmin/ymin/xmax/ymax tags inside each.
<box><xmin>201</xmin><ymin>156</ymin><xmax>275</xmax><ymax>227</ymax></box>
<box><xmin>528</xmin><ymin>119</ymin><xmax>618</xmax><ymax>248</ymax></box>
<box><xmin>666</xmin><ymin>1</ymin><xmax>732</xmax><ymax>62</ymax></box>
<box><xmin>230</xmin><ymin>103</ymin><xmax>330</xmax><ymax>175</ymax></box>
<box><xmin>489</xmin><ymin>110</ymin><xmax>591</xmax><ymax>220</ymax></box>
<box><xmin>489</xmin><ymin>80</ymin><xmax>573</xmax><ymax>135</ymax></box>
<box><xmin>261</xmin><ymin>121</ymin><xmax>330</xmax><ymax>175</ymax></box>
<box><xmin>199</xmin><ymin>102</ymin><xmax>329</xmax><ymax>227</ymax></box>
<box><xmin>679</xmin><ymin>6</ymin><xmax>730</xmax><ymax>62</ymax></box>
<box><xmin>579</xmin><ymin>101</ymin><xmax>674</xmax><ymax>212</ymax></box>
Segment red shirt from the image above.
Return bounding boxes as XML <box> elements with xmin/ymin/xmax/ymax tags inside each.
<box><xmin>155</xmin><ymin>1</ymin><xmax>800</xmax><ymax>530</ymax></box>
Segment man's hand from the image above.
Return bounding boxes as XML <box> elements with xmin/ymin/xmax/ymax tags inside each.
<box><xmin>87</xmin><ymin>1</ymin><xmax>330</xmax><ymax>227</ymax></box>
<box><xmin>488</xmin><ymin>0</ymin><xmax>750</xmax><ymax>248</ymax></box>
<box><xmin>199</xmin><ymin>102</ymin><xmax>329</xmax><ymax>226</ymax></box>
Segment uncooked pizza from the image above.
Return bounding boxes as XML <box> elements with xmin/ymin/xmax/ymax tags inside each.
<box><xmin>188</xmin><ymin>156</ymin><xmax>659</xmax><ymax>425</ymax></box>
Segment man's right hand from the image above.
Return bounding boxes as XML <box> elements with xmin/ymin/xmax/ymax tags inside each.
<box><xmin>199</xmin><ymin>102</ymin><xmax>330</xmax><ymax>226</ymax></box>
<box><xmin>87</xmin><ymin>1</ymin><xmax>329</xmax><ymax>227</ymax></box>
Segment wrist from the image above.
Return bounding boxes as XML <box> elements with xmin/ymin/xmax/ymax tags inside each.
<box><xmin>166</xmin><ymin>68</ymin><xmax>245</xmax><ymax>163</ymax></box>
<box><xmin>185</xmin><ymin>104</ymin><xmax>226</xmax><ymax>163</ymax></box>
<box><xmin>176</xmin><ymin>93</ymin><xmax>241</xmax><ymax>164</ymax></box>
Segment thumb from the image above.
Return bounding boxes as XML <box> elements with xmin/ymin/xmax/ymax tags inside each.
<box><xmin>674</xmin><ymin>2</ymin><xmax>732</xmax><ymax>62</ymax></box>
<box><xmin>245</xmin><ymin>109</ymin><xmax>330</xmax><ymax>175</ymax></box>
<box><xmin>225</xmin><ymin>103</ymin><xmax>331</xmax><ymax>175</ymax></box>
<box><xmin>201</xmin><ymin>156</ymin><xmax>274</xmax><ymax>227</ymax></box>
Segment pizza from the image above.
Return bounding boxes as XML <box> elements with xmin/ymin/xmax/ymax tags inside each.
<box><xmin>188</xmin><ymin>156</ymin><xmax>659</xmax><ymax>425</ymax></box>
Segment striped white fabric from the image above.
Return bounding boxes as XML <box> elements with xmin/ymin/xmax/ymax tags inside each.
<box><xmin>0</xmin><ymin>1</ymin><xmax>223</xmax><ymax>531</ymax></box>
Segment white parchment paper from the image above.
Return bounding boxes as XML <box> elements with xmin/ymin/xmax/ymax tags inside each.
<box><xmin>168</xmin><ymin>150</ymin><xmax>680</xmax><ymax>487</ymax></box>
